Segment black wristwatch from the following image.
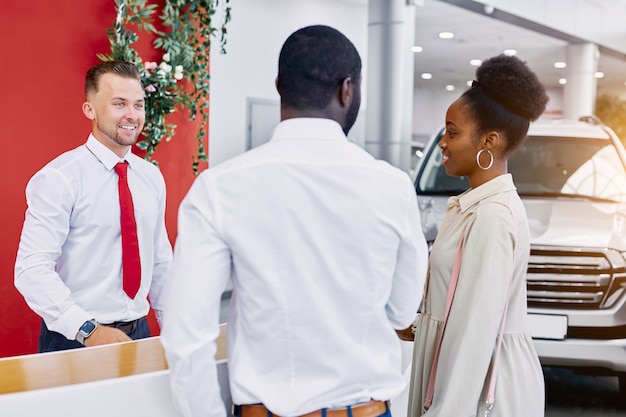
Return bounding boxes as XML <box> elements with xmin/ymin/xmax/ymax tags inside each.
<box><xmin>76</xmin><ymin>319</ymin><xmax>98</xmax><ymax>345</ymax></box>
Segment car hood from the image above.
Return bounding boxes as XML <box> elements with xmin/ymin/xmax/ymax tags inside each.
<box><xmin>417</xmin><ymin>195</ymin><xmax>626</xmax><ymax>250</ymax></box>
<box><xmin>523</xmin><ymin>197</ymin><xmax>626</xmax><ymax>250</ymax></box>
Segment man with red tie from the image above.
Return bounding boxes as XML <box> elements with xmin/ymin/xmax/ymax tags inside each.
<box><xmin>15</xmin><ymin>61</ymin><xmax>172</xmax><ymax>352</ymax></box>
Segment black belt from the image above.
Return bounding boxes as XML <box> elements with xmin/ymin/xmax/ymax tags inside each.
<box><xmin>102</xmin><ymin>317</ymin><xmax>143</xmax><ymax>335</ymax></box>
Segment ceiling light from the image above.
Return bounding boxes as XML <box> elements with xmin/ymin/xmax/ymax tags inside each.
<box><xmin>412</xmin><ymin>46</ymin><xmax>423</xmax><ymax>53</ymax></box>
<box><xmin>559</xmin><ymin>78</ymin><xmax>567</xmax><ymax>85</ymax></box>
<box><xmin>421</xmin><ymin>73</ymin><xmax>433</xmax><ymax>80</ymax></box>
<box><xmin>438</xmin><ymin>32</ymin><xmax>454</xmax><ymax>39</ymax></box>
<box><xmin>470</xmin><ymin>59</ymin><xmax>482</xmax><ymax>66</ymax></box>
<box><xmin>554</xmin><ymin>62</ymin><xmax>567</xmax><ymax>69</ymax></box>
<box><xmin>445</xmin><ymin>85</ymin><xmax>455</xmax><ymax>91</ymax></box>
<box><xmin>503</xmin><ymin>49</ymin><xmax>517</xmax><ymax>56</ymax></box>
<box><xmin>595</xmin><ymin>71</ymin><xmax>605</xmax><ymax>78</ymax></box>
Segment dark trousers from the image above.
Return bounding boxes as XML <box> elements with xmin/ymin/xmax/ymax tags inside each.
<box><xmin>38</xmin><ymin>317</ymin><xmax>150</xmax><ymax>353</ymax></box>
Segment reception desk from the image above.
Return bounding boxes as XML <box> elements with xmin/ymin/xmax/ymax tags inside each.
<box><xmin>0</xmin><ymin>325</ymin><xmax>414</xmax><ymax>417</ymax></box>
<box><xmin>0</xmin><ymin>324</ymin><xmax>230</xmax><ymax>417</ymax></box>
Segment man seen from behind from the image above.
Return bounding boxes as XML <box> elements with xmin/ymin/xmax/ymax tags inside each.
<box><xmin>161</xmin><ymin>25</ymin><xmax>428</xmax><ymax>417</ymax></box>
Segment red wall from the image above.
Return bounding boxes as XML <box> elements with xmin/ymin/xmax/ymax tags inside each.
<box><xmin>0</xmin><ymin>1</ymin><xmax>206</xmax><ymax>357</ymax></box>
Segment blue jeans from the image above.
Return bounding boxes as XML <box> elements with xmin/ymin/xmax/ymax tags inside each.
<box><xmin>38</xmin><ymin>317</ymin><xmax>150</xmax><ymax>353</ymax></box>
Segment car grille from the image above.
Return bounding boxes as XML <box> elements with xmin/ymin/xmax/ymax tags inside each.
<box><xmin>527</xmin><ymin>246</ymin><xmax>626</xmax><ymax>309</ymax></box>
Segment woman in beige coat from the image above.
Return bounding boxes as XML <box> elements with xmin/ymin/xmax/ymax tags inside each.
<box><xmin>407</xmin><ymin>54</ymin><xmax>549</xmax><ymax>416</ymax></box>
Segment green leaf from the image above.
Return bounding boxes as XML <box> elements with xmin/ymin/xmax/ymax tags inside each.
<box><xmin>96</xmin><ymin>0</ymin><xmax>230</xmax><ymax>172</ymax></box>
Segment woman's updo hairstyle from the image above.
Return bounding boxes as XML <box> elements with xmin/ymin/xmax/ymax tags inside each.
<box><xmin>462</xmin><ymin>54</ymin><xmax>549</xmax><ymax>155</ymax></box>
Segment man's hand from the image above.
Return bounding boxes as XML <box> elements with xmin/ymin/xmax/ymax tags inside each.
<box><xmin>83</xmin><ymin>325</ymin><xmax>132</xmax><ymax>347</ymax></box>
<box><xmin>396</xmin><ymin>325</ymin><xmax>415</xmax><ymax>342</ymax></box>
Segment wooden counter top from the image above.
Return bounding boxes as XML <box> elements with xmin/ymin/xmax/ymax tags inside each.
<box><xmin>0</xmin><ymin>324</ymin><xmax>227</xmax><ymax>395</ymax></box>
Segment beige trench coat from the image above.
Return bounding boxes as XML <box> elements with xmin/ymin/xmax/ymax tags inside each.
<box><xmin>408</xmin><ymin>174</ymin><xmax>544</xmax><ymax>417</ymax></box>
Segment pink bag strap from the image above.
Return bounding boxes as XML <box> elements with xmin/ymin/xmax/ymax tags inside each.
<box><xmin>424</xmin><ymin>202</ymin><xmax>515</xmax><ymax>416</ymax></box>
<box><xmin>485</xmin><ymin>278</ymin><xmax>512</xmax><ymax>415</ymax></box>
<box><xmin>423</xmin><ymin>229</ymin><xmax>465</xmax><ymax>413</ymax></box>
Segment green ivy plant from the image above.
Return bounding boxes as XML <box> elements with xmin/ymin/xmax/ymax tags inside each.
<box><xmin>97</xmin><ymin>0</ymin><xmax>231</xmax><ymax>173</ymax></box>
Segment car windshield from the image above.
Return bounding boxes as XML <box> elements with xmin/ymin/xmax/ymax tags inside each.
<box><xmin>416</xmin><ymin>132</ymin><xmax>626</xmax><ymax>203</ymax></box>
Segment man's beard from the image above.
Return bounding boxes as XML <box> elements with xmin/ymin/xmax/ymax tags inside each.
<box><xmin>98</xmin><ymin>122</ymin><xmax>141</xmax><ymax>146</ymax></box>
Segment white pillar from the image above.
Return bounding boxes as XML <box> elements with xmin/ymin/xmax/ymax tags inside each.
<box><xmin>401</xmin><ymin>4</ymin><xmax>417</xmax><ymax>172</ymax></box>
<box><xmin>365</xmin><ymin>0</ymin><xmax>415</xmax><ymax>171</ymax></box>
<box><xmin>563</xmin><ymin>43</ymin><xmax>598</xmax><ymax>119</ymax></box>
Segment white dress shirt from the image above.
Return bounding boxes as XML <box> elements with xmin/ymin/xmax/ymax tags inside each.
<box><xmin>15</xmin><ymin>134</ymin><xmax>173</xmax><ymax>340</ymax></box>
<box><xmin>162</xmin><ymin>118</ymin><xmax>429</xmax><ymax>417</ymax></box>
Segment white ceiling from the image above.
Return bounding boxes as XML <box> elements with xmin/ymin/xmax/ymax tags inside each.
<box><xmin>410</xmin><ymin>0</ymin><xmax>626</xmax><ymax>96</ymax></box>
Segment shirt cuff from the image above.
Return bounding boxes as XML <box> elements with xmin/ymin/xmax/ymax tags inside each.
<box><xmin>53</xmin><ymin>304</ymin><xmax>93</xmax><ymax>341</ymax></box>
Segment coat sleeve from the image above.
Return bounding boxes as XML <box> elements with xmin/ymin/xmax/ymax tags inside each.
<box><xmin>428</xmin><ymin>202</ymin><xmax>516</xmax><ymax>416</ymax></box>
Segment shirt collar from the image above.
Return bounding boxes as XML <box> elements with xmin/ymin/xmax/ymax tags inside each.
<box><xmin>451</xmin><ymin>173</ymin><xmax>517</xmax><ymax>213</ymax></box>
<box><xmin>270</xmin><ymin>118</ymin><xmax>348</xmax><ymax>142</ymax></box>
<box><xmin>85</xmin><ymin>134</ymin><xmax>136</xmax><ymax>171</ymax></box>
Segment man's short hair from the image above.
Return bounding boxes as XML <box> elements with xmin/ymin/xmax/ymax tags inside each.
<box><xmin>277</xmin><ymin>25</ymin><xmax>361</xmax><ymax>110</ymax></box>
<box><xmin>85</xmin><ymin>61</ymin><xmax>141</xmax><ymax>99</ymax></box>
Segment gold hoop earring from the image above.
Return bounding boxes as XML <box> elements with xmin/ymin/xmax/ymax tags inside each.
<box><xmin>476</xmin><ymin>149</ymin><xmax>494</xmax><ymax>170</ymax></box>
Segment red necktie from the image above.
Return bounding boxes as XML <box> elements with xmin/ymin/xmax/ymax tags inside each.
<box><xmin>114</xmin><ymin>162</ymin><xmax>141</xmax><ymax>299</ymax></box>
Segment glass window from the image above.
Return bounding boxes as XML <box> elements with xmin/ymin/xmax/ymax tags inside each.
<box><xmin>511</xmin><ymin>136</ymin><xmax>626</xmax><ymax>203</ymax></box>
<box><xmin>416</xmin><ymin>132</ymin><xmax>626</xmax><ymax>203</ymax></box>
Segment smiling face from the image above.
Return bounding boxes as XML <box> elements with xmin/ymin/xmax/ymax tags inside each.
<box><xmin>82</xmin><ymin>73</ymin><xmax>145</xmax><ymax>158</ymax></box>
<box><xmin>440</xmin><ymin>97</ymin><xmax>482</xmax><ymax>178</ymax></box>
<box><xmin>440</xmin><ymin>97</ymin><xmax>507</xmax><ymax>188</ymax></box>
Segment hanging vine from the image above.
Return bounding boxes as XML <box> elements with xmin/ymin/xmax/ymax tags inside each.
<box><xmin>97</xmin><ymin>0</ymin><xmax>231</xmax><ymax>173</ymax></box>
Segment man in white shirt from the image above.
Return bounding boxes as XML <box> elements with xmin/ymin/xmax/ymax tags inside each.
<box><xmin>161</xmin><ymin>25</ymin><xmax>428</xmax><ymax>417</ymax></box>
<box><xmin>15</xmin><ymin>61</ymin><xmax>173</xmax><ymax>352</ymax></box>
